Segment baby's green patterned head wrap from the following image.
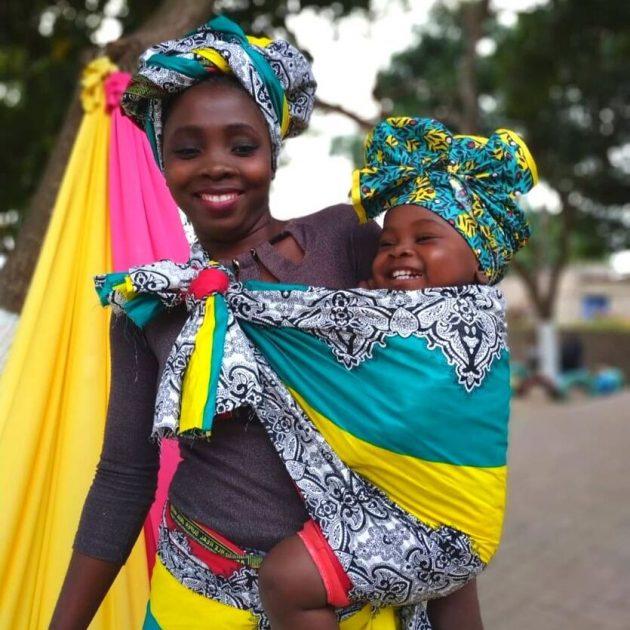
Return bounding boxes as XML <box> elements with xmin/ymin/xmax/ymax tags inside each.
<box><xmin>352</xmin><ymin>117</ymin><xmax>538</xmax><ymax>284</ymax></box>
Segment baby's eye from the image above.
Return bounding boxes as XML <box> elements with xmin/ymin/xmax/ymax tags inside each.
<box><xmin>232</xmin><ymin>143</ymin><xmax>259</xmax><ymax>156</ymax></box>
<box><xmin>378</xmin><ymin>240</ymin><xmax>394</xmax><ymax>249</ymax></box>
<box><xmin>415</xmin><ymin>235</ymin><xmax>435</xmax><ymax>243</ymax></box>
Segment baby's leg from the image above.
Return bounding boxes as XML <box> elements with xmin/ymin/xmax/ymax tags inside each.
<box><xmin>259</xmin><ymin>534</ymin><xmax>338</xmax><ymax>630</ymax></box>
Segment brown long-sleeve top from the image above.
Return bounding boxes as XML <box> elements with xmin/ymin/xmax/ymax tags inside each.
<box><xmin>73</xmin><ymin>204</ymin><xmax>381</xmax><ymax>563</ymax></box>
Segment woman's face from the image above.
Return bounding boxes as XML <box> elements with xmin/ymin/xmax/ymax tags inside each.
<box><xmin>162</xmin><ymin>81</ymin><xmax>274</xmax><ymax>254</ymax></box>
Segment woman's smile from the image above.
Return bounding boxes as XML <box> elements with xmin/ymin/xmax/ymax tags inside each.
<box><xmin>195</xmin><ymin>189</ymin><xmax>242</xmax><ymax>213</ymax></box>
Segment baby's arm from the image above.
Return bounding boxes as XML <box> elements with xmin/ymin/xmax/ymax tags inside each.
<box><xmin>259</xmin><ymin>534</ymin><xmax>337</xmax><ymax>630</ymax></box>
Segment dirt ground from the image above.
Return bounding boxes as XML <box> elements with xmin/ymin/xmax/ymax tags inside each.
<box><xmin>478</xmin><ymin>391</ymin><xmax>630</xmax><ymax>630</ymax></box>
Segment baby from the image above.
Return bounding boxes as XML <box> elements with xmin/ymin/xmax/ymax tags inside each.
<box><xmin>256</xmin><ymin>116</ymin><xmax>537</xmax><ymax>629</ymax></box>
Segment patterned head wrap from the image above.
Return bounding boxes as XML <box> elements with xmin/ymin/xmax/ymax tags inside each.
<box><xmin>352</xmin><ymin>117</ymin><xmax>538</xmax><ymax>284</ymax></box>
<box><xmin>121</xmin><ymin>15</ymin><xmax>316</xmax><ymax>170</ymax></box>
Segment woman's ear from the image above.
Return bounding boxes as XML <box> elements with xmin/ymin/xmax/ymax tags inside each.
<box><xmin>475</xmin><ymin>268</ymin><xmax>489</xmax><ymax>285</ymax></box>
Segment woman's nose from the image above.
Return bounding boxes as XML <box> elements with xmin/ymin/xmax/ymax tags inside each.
<box><xmin>201</xmin><ymin>153</ymin><xmax>237</xmax><ymax>179</ymax></box>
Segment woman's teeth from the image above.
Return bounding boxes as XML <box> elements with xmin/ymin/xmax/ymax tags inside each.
<box><xmin>200</xmin><ymin>192</ymin><xmax>239</xmax><ymax>203</ymax></box>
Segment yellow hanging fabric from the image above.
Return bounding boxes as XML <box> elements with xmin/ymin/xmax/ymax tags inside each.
<box><xmin>0</xmin><ymin>58</ymin><xmax>149</xmax><ymax>629</ymax></box>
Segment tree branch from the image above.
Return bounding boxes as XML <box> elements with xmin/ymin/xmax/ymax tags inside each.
<box><xmin>314</xmin><ymin>97</ymin><xmax>378</xmax><ymax>131</ymax></box>
<box><xmin>543</xmin><ymin>191</ymin><xmax>574</xmax><ymax>316</ymax></box>
<box><xmin>105</xmin><ymin>0</ymin><xmax>216</xmax><ymax>71</ymax></box>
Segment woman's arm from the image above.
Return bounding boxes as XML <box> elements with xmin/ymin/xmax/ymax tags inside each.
<box><xmin>49</xmin><ymin>554</ymin><xmax>122</xmax><ymax>630</ymax></box>
<box><xmin>49</xmin><ymin>316</ymin><xmax>161</xmax><ymax>627</ymax></box>
<box><xmin>427</xmin><ymin>579</ymin><xmax>483</xmax><ymax>630</ymax></box>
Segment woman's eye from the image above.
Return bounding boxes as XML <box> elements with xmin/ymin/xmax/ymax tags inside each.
<box><xmin>378</xmin><ymin>240</ymin><xmax>394</xmax><ymax>249</ymax></box>
<box><xmin>415</xmin><ymin>235</ymin><xmax>434</xmax><ymax>243</ymax></box>
<box><xmin>171</xmin><ymin>146</ymin><xmax>200</xmax><ymax>159</ymax></box>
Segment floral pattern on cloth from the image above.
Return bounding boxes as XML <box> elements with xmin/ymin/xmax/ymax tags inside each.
<box><xmin>352</xmin><ymin>117</ymin><xmax>538</xmax><ymax>283</ymax></box>
<box><xmin>251</xmin><ymin>346</ymin><xmax>485</xmax><ymax>604</ymax></box>
<box><xmin>157</xmin><ymin>507</ymin><xmax>422</xmax><ymax>629</ymax></box>
<box><xmin>121</xmin><ymin>15</ymin><xmax>316</xmax><ymax>170</ymax></box>
<box><xmin>227</xmin><ymin>282</ymin><xmax>506</xmax><ymax>392</ymax></box>
<box><xmin>96</xmin><ymin>254</ymin><xmax>512</xmax><ymax>627</ymax></box>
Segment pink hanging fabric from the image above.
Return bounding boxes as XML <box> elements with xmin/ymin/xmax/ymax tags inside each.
<box><xmin>105</xmin><ymin>72</ymin><xmax>189</xmax><ymax>573</ymax></box>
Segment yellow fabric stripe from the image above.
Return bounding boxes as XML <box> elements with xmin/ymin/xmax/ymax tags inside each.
<box><xmin>280</xmin><ymin>96</ymin><xmax>290</xmax><ymax>138</ymax></box>
<box><xmin>180</xmin><ymin>297</ymin><xmax>216</xmax><ymax>433</ymax></box>
<box><xmin>351</xmin><ymin>169</ymin><xmax>368</xmax><ymax>223</ymax></box>
<box><xmin>112</xmin><ymin>275</ymin><xmax>136</xmax><ymax>301</ymax></box>
<box><xmin>454</xmin><ymin>133</ymin><xmax>488</xmax><ymax>146</ymax></box>
<box><xmin>289</xmin><ymin>388</ymin><xmax>506</xmax><ymax>564</ymax></box>
<box><xmin>194</xmin><ymin>48</ymin><xmax>232</xmax><ymax>74</ymax></box>
<box><xmin>0</xmin><ymin>57</ymin><xmax>149</xmax><ymax>630</ymax></box>
<box><xmin>497</xmin><ymin>127</ymin><xmax>540</xmax><ymax>185</ymax></box>
<box><xmin>148</xmin><ymin>556</ymin><xmax>399</xmax><ymax>629</ymax></box>
<box><xmin>247</xmin><ymin>35</ymin><xmax>273</xmax><ymax>48</ymax></box>
<box><xmin>149</xmin><ymin>557</ymin><xmax>257</xmax><ymax>628</ymax></box>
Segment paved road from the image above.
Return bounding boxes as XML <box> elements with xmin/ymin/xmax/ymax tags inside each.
<box><xmin>478</xmin><ymin>391</ymin><xmax>630</xmax><ymax>630</ymax></box>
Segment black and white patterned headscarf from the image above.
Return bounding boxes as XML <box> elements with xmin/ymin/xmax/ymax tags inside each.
<box><xmin>121</xmin><ymin>15</ymin><xmax>317</xmax><ymax>170</ymax></box>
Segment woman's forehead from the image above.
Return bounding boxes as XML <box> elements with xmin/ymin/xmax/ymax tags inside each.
<box><xmin>164</xmin><ymin>81</ymin><xmax>269</xmax><ymax>135</ymax></box>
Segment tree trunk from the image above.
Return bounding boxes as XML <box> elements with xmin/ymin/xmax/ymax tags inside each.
<box><xmin>0</xmin><ymin>0</ymin><xmax>215</xmax><ymax>314</ymax></box>
<box><xmin>457</xmin><ymin>0</ymin><xmax>490</xmax><ymax>134</ymax></box>
<box><xmin>536</xmin><ymin>318</ymin><xmax>560</xmax><ymax>383</ymax></box>
<box><xmin>0</xmin><ymin>78</ymin><xmax>84</xmax><ymax>314</ymax></box>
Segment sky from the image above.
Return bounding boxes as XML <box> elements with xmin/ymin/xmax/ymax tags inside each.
<box><xmin>271</xmin><ymin>0</ymin><xmax>435</xmax><ymax>219</ymax></box>
<box><xmin>269</xmin><ymin>0</ymin><xmax>550</xmax><ymax>219</ymax></box>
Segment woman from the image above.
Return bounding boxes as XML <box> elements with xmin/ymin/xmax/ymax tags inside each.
<box><xmin>50</xmin><ymin>16</ymin><xmax>481</xmax><ymax>630</ymax></box>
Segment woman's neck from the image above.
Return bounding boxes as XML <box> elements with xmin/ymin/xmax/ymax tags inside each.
<box><xmin>201</xmin><ymin>216</ymin><xmax>288</xmax><ymax>261</ymax></box>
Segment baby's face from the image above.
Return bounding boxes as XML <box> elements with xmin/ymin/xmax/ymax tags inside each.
<box><xmin>371</xmin><ymin>205</ymin><xmax>485</xmax><ymax>290</ymax></box>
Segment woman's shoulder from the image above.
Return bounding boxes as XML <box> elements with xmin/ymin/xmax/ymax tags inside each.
<box><xmin>290</xmin><ymin>203</ymin><xmax>380</xmax><ymax>241</ymax></box>
<box><xmin>292</xmin><ymin>203</ymin><xmax>357</xmax><ymax>230</ymax></box>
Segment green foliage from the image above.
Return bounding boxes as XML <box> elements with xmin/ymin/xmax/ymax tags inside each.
<box><xmin>216</xmin><ymin>0</ymin><xmax>370</xmax><ymax>34</ymax></box>
<box><xmin>0</xmin><ymin>1</ymin><xmax>158</xmax><ymax>254</ymax></box>
<box><xmin>372</xmin><ymin>0</ymin><xmax>630</xmax><ymax>260</ymax></box>
<box><xmin>495</xmin><ymin>0</ymin><xmax>630</xmax><ymax>255</ymax></box>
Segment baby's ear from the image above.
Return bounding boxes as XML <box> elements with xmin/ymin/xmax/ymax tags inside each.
<box><xmin>475</xmin><ymin>269</ymin><xmax>489</xmax><ymax>285</ymax></box>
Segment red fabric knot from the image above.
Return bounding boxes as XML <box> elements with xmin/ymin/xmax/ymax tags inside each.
<box><xmin>104</xmin><ymin>71</ymin><xmax>132</xmax><ymax>114</ymax></box>
<box><xmin>189</xmin><ymin>268</ymin><xmax>230</xmax><ymax>299</ymax></box>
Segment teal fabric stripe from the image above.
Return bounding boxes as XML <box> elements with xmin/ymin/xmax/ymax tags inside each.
<box><xmin>146</xmin><ymin>54</ymin><xmax>210</xmax><ymax>79</ymax></box>
<box><xmin>95</xmin><ymin>272</ymin><xmax>127</xmax><ymax>306</ymax></box>
<box><xmin>201</xmin><ymin>296</ymin><xmax>229</xmax><ymax>432</ymax></box>
<box><xmin>95</xmin><ymin>273</ymin><xmax>166</xmax><ymax>328</ymax></box>
<box><xmin>241</xmin><ymin>323</ymin><xmax>510</xmax><ymax>467</ymax></box>
<box><xmin>145</xmin><ymin>117</ymin><xmax>160</xmax><ymax>166</ymax></box>
<box><xmin>123</xmin><ymin>294</ymin><xmax>167</xmax><ymax>328</ymax></box>
<box><xmin>244</xmin><ymin>280</ymin><xmax>308</xmax><ymax>292</ymax></box>
<box><xmin>206</xmin><ymin>16</ymin><xmax>286</xmax><ymax>125</ymax></box>
<box><xmin>142</xmin><ymin>601</ymin><xmax>162</xmax><ymax>630</ymax></box>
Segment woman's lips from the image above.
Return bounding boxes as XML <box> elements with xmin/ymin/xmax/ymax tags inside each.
<box><xmin>197</xmin><ymin>191</ymin><xmax>241</xmax><ymax>212</ymax></box>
